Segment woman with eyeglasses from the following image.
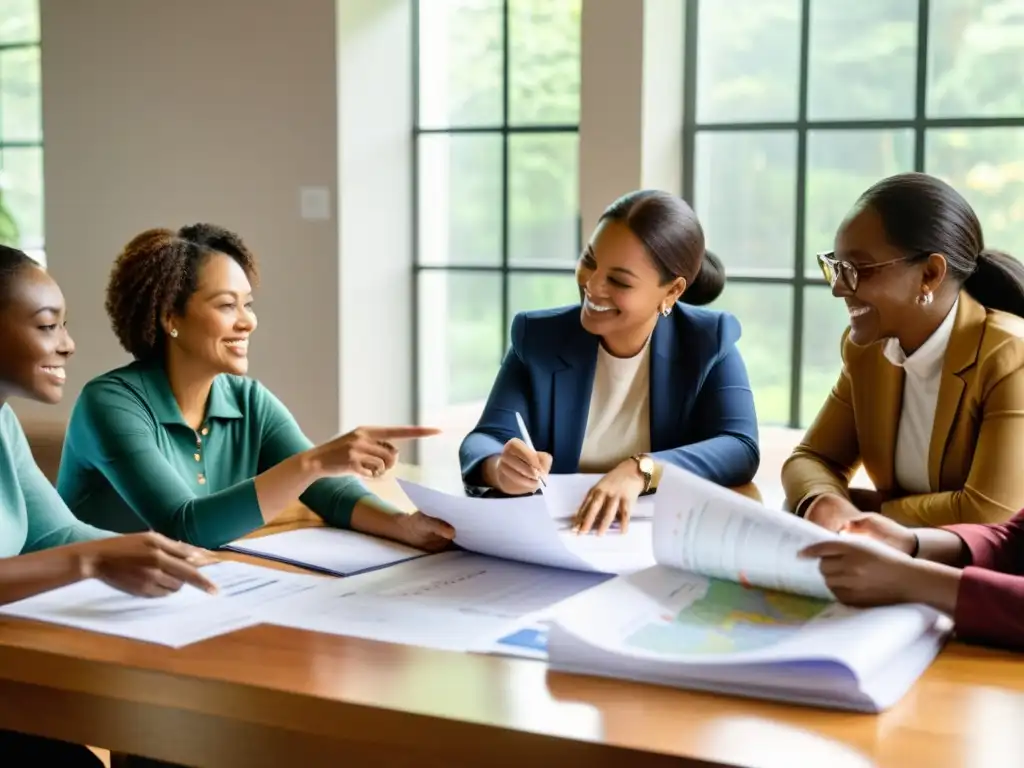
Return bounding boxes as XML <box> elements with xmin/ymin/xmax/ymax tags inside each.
<box><xmin>783</xmin><ymin>171</ymin><xmax>1024</xmax><ymax>531</ymax></box>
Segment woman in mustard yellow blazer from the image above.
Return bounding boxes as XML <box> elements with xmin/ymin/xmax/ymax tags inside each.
<box><xmin>783</xmin><ymin>172</ymin><xmax>1024</xmax><ymax>531</ymax></box>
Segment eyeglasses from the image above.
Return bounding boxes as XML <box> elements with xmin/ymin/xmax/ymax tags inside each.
<box><xmin>816</xmin><ymin>251</ymin><xmax>926</xmax><ymax>293</ymax></box>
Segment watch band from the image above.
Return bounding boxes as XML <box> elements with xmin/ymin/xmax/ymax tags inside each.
<box><xmin>631</xmin><ymin>454</ymin><xmax>653</xmax><ymax>493</ymax></box>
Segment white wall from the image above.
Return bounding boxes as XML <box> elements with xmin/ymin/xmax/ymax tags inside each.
<box><xmin>336</xmin><ymin>0</ymin><xmax>414</xmax><ymax>434</ymax></box>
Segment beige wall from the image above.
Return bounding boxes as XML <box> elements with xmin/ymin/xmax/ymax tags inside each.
<box><xmin>35</xmin><ymin>0</ymin><xmax>411</xmax><ymax>443</ymax></box>
<box><xmin>579</xmin><ymin>0</ymin><xmax>684</xmax><ymax>235</ymax></box>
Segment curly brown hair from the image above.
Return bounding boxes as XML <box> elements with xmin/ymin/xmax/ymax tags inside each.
<box><xmin>105</xmin><ymin>223</ymin><xmax>259</xmax><ymax>360</ymax></box>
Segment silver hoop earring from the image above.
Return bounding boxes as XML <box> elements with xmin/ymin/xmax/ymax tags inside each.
<box><xmin>915</xmin><ymin>292</ymin><xmax>933</xmax><ymax>307</ymax></box>
<box><xmin>169</xmin><ymin>329</ymin><xmax>179</xmax><ymax>338</ymax></box>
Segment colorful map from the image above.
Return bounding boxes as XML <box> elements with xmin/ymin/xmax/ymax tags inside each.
<box><xmin>626</xmin><ymin>579</ymin><xmax>829</xmax><ymax>656</ymax></box>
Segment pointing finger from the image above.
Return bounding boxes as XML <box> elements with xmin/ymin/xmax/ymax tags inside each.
<box><xmin>155</xmin><ymin>551</ymin><xmax>218</xmax><ymax>595</ymax></box>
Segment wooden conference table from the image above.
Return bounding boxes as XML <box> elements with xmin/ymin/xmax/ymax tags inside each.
<box><xmin>0</xmin><ymin>468</ymin><xmax>1022</xmax><ymax>767</ymax></box>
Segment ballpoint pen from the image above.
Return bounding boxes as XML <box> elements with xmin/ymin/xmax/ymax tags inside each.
<box><xmin>514</xmin><ymin>411</ymin><xmax>547</xmax><ymax>487</ymax></box>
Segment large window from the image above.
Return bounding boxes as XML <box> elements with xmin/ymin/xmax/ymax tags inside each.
<box><xmin>413</xmin><ymin>0</ymin><xmax>582</xmax><ymax>462</ymax></box>
<box><xmin>0</xmin><ymin>0</ymin><xmax>43</xmax><ymax>262</ymax></box>
<box><xmin>685</xmin><ymin>0</ymin><xmax>1024</xmax><ymax>428</ymax></box>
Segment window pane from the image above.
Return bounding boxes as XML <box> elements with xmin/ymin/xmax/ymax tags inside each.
<box><xmin>695</xmin><ymin>131</ymin><xmax>797</xmax><ymax>275</ymax></box>
<box><xmin>508</xmin><ymin>0</ymin><xmax>581</xmax><ymax>126</ymax></box>
<box><xmin>801</xmin><ymin>287</ymin><xmax>851</xmax><ymax>427</ymax></box>
<box><xmin>509</xmin><ymin>132</ymin><xmax>579</xmax><ymax>266</ymax></box>
<box><xmin>506</xmin><ymin>272</ymin><xmax>580</xmax><ymax>347</ymax></box>
<box><xmin>506</xmin><ymin>271</ymin><xmax>580</xmax><ymax>352</ymax></box>
<box><xmin>418</xmin><ymin>134</ymin><xmax>502</xmax><ymax>266</ymax></box>
<box><xmin>1</xmin><ymin>47</ymin><xmax>41</xmax><ymax>143</ymax></box>
<box><xmin>807</xmin><ymin>0</ymin><xmax>917</xmax><ymax>120</ymax></box>
<box><xmin>927</xmin><ymin>0</ymin><xmax>1024</xmax><ymax>118</ymax></box>
<box><xmin>417</xmin><ymin>270</ymin><xmax>503</xmax><ymax>417</ymax></box>
<box><xmin>416</xmin><ymin>271</ymin><xmax>502</xmax><ymax>474</ymax></box>
<box><xmin>711</xmin><ymin>283</ymin><xmax>793</xmax><ymax>426</ymax></box>
<box><xmin>805</xmin><ymin>129</ymin><xmax>915</xmax><ymax>273</ymax></box>
<box><xmin>696</xmin><ymin>0</ymin><xmax>801</xmax><ymax>123</ymax></box>
<box><xmin>0</xmin><ymin>197</ymin><xmax>15</xmax><ymax>247</ymax></box>
<box><xmin>0</xmin><ymin>0</ymin><xmax>39</xmax><ymax>45</ymax></box>
<box><xmin>418</xmin><ymin>0</ymin><xmax>503</xmax><ymax>128</ymax></box>
<box><xmin>0</xmin><ymin>146</ymin><xmax>42</xmax><ymax>252</ymax></box>
<box><xmin>926</xmin><ymin>128</ymin><xmax>1024</xmax><ymax>255</ymax></box>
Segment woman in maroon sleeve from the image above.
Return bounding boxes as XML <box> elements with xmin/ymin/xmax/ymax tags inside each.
<box><xmin>800</xmin><ymin>511</ymin><xmax>1024</xmax><ymax>651</ymax></box>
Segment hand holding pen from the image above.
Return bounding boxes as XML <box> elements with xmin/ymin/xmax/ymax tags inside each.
<box><xmin>482</xmin><ymin>412</ymin><xmax>552</xmax><ymax>495</ymax></box>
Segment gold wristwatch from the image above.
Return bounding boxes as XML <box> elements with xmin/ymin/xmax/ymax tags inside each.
<box><xmin>631</xmin><ymin>454</ymin><xmax>655</xmax><ymax>494</ymax></box>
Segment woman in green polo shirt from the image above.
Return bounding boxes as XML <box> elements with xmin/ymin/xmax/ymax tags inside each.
<box><xmin>0</xmin><ymin>244</ymin><xmax>217</xmax><ymax>765</ymax></box>
<box><xmin>57</xmin><ymin>224</ymin><xmax>454</xmax><ymax>552</ymax></box>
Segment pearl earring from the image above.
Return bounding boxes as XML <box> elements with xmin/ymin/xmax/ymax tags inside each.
<box><xmin>915</xmin><ymin>291</ymin><xmax>933</xmax><ymax>307</ymax></box>
<box><xmin>169</xmin><ymin>329</ymin><xmax>179</xmax><ymax>338</ymax></box>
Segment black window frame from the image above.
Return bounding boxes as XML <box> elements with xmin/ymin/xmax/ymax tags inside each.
<box><xmin>410</xmin><ymin>0</ymin><xmax>582</xmax><ymax>424</ymax></box>
<box><xmin>0</xmin><ymin>31</ymin><xmax>44</xmax><ymax>257</ymax></box>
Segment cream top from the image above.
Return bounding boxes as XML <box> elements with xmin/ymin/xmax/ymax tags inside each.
<box><xmin>883</xmin><ymin>297</ymin><xmax>959</xmax><ymax>494</ymax></box>
<box><xmin>577</xmin><ymin>337</ymin><xmax>652</xmax><ymax>473</ymax></box>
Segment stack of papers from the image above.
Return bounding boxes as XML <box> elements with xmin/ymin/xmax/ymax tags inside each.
<box><xmin>543</xmin><ymin>465</ymin><xmax>953</xmax><ymax>713</ymax></box>
<box><xmin>256</xmin><ymin>550</ymin><xmax>610</xmax><ymax>653</ymax></box>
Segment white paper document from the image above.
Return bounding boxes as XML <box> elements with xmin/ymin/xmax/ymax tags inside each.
<box><xmin>223</xmin><ymin>527</ymin><xmax>427</xmax><ymax>577</ymax></box>
<box><xmin>653</xmin><ymin>463</ymin><xmax>837</xmax><ymax>599</ymax></box>
<box><xmin>398</xmin><ymin>478</ymin><xmax>655</xmax><ymax>574</ymax></box>
<box><xmin>547</xmin><ymin>565</ymin><xmax>950</xmax><ymax>712</ymax></box>
<box><xmin>0</xmin><ymin>561</ymin><xmax>325</xmax><ymax>648</ymax></box>
<box><xmin>258</xmin><ymin>551</ymin><xmax>610</xmax><ymax>652</ymax></box>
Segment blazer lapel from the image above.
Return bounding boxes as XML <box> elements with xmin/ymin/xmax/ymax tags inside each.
<box><xmin>928</xmin><ymin>293</ymin><xmax>985</xmax><ymax>489</ymax></box>
<box><xmin>870</xmin><ymin>359</ymin><xmax>905</xmax><ymax>492</ymax></box>
<box><xmin>648</xmin><ymin>315</ymin><xmax>680</xmax><ymax>452</ymax></box>
<box><xmin>551</xmin><ymin>323</ymin><xmax>599</xmax><ymax>472</ymax></box>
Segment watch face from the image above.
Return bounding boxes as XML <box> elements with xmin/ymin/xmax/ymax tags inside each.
<box><xmin>638</xmin><ymin>456</ymin><xmax>654</xmax><ymax>473</ymax></box>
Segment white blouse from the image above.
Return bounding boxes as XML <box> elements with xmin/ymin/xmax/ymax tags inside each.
<box><xmin>883</xmin><ymin>298</ymin><xmax>959</xmax><ymax>494</ymax></box>
<box><xmin>577</xmin><ymin>337</ymin><xmax>652</xmax><ymax>473</ymax></box>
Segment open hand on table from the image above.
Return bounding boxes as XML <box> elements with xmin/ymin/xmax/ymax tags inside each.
<box><xmin>571</xmin><ymin>459</ymin><xmax>646</xmax><ymax>536</ymax></box>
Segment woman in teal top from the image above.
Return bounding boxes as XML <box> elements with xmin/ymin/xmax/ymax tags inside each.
<box><xmin>0</xmin><ymin>245</ymin><xmax>215</xmax><ymax>766</ymax></box>
<box><xmin>57</xmin><ymin>224</ymin><xmax>454</xmax><ymax>551</ymax></box>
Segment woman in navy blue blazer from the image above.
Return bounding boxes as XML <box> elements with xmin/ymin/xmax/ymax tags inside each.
<box><xmin>459</xmin><ymin>190</ymin><xmax>760</xmax><ymax>534</ymax></box>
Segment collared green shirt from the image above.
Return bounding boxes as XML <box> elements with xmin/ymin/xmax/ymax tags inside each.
<box><xmin>57</xmin><ymin>360</ymin><xmax>374</xmax><ymax>549</ymax></box>
<box><xmin>0</xmin><ymin>404</ymin><xmax>111</xmax><ymax>557</ymax></box>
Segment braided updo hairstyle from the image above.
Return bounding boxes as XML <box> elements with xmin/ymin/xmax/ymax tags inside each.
<box><xmin>105</xmin><ymin>224</ymin><xmax>259</xmax><ymax>361</ymax></box>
